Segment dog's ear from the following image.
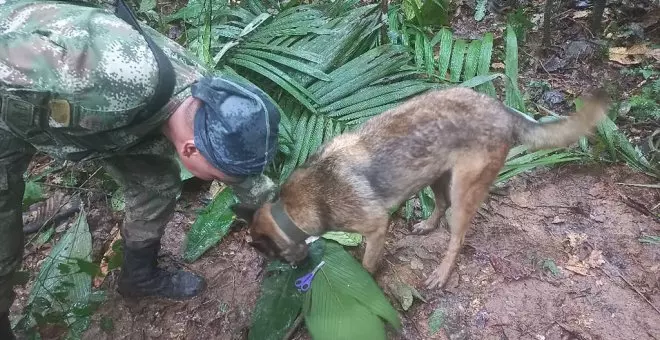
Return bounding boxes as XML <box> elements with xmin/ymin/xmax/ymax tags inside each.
<box><xmin>230</xmin><ymin>203</ymin><xmax>257</xmax><ymax>224</ymax></box>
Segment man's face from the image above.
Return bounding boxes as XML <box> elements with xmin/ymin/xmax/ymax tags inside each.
<box><xmin>177</xmin><ymin>143</ymin><xmax>239</xmax><ymax>183</ymax></box>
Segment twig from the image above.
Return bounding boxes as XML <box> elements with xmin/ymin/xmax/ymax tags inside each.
<box><xmin>283</xmin><ymin>312</ymin><xmax>304</xmax><ymax>340</ymax></box>
<box><xmin>615</xmin><ymin>182</ymin><xmax>660</xmax><ymax>189</ymax></box>
<box><xmin>40</xmin><ymin>182</ymin><xmax>106</xmax><ymax>193</ymax></box>
<box><xmin>612</xmin><ymin>269</ymin><xmax>660</xmax><ymax>316</ymax></box>
<box><xmin>619</xmin><ymin>194</ymin><xmax>660</xmax><ymax>224</ymax></box>
<box><xmin>586</xmin><ymin>241</ymin><xmax>660</xmax><ymax>317</ymax></box>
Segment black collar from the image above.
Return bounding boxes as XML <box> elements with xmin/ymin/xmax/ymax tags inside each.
<box><xmin>271</xmin><ymin>199</ymin><xmax>309</xmax><ymax>244</ymax></box>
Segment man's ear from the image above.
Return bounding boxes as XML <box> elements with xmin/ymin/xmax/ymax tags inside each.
<box><xmin>182</xmin><ymin>140</ymin><xmax>197</xmax><ymax>158</ymax></box>
<box><xmin>230</xmin><ymin>203</ymin><xmax>257</xmax><ymax>224</ymax></box>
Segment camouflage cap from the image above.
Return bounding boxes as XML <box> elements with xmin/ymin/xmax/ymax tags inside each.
<box><xmin>191</xmin><ymin>75</ymin><xmax>280</xmax><ymax>178</ymax></box>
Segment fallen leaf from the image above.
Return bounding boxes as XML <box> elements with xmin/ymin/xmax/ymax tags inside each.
<box><xmin>551</xmin><ymin>216</ymin><xmax>566</xmax><ymax>224</ymax></box>
<box><xmin>388</xmin><ymin>281</ymin><xmax>427</xmax><ymax>311</ymax></box>
<box><xmin>649</xmin><ymin>49</ymin><xmax>660</xmax><ymax>62</ymax></box>
<box><xmin>564</xmin><ymin>265</ymin><xmax>590</xmax><ymax>276</ymax></box>
<box><xmin>566</xmin><ymin>232</ymin><xmax>588</xmax><ymax>249</ymax></box>
<box><xmin>410</xmin><ymin>258</ymin><xmax>424</xmax><ymax>270</ymax></box>
<box><xmin>491</xmin><ymin>62</ymin><xmax>505</xmax><ymax>69</ymax></box>
<box><xmin>321</xmin><ymin>231</ymin><xmax>362</xmax><ymax>247</ymax></box>
<box><xmin>573</xmin><ymin>10</ymin><xmax>590</xmax><ymax>18</ymax></box>
<box><xmin>585</xmin><ymin>249</ymin><xmax>605</xmax><ymax>268</ymax></box>
<box><xmin>428</xmin><ymin>307</ymin><xmax>446</xmax><ymax>335</ymax></box>
<box><xmin>609</xmin><ymin>44</ymin><xmax>653</xmax><ymax>65</ymax></box>
<box><xmin>94</xmin><ymin>227</ymin><xmax>121</xmax><ymax>288</ymax></box>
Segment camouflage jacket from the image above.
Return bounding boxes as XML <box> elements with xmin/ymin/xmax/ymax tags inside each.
<box><xmin>0</xmin><ymin>0</ymin><xmax>210</xmax><ymax>161</ymax></box>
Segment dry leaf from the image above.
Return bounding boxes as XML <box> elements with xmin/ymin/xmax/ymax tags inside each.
<box><xmin>649</xmin><ymin>49</ymin><xmax>660</xmax><ymax>61</ymax></box>
<box><xmin>566</xmin><ymin>232</ymin><xmax>588</xmax><ymax>249</ymax></box>
<box><xmin>564</xmin><ymin>265</ymin><xmax>590</xmax><ymax>276</ymax></box>
<box><xmin>586</xmin><ymin>250</ymin><xmax>605</xmax><ymax>268</ymax></box>
<box><xmin>609</xmin><ymin>44</ymin><xmax>653</xmax><ymax>65</ymax></box>
<box><xmin>573</xmin><ymin>10</ymin><xmax>590</xmax><ymax>18</ymax></box>
<box><xmin>94</xmin><ymin>227</ymin><xmax>121</xmax><ymax>288</ymax></box>
<box><xmin>491</xmin><ymin>62</ymin><xmax>505</xmax><ymax>69</ymax></box>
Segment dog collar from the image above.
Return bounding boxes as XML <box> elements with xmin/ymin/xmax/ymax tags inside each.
<box><xmin>271</xmin><ymin>199</ymin><xmax>309</xmax><ymax>244</ymax></box>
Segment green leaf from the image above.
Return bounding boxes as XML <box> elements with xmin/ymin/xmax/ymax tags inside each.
<box><xmin>428</xmin><ymin>307</ymin><xmax>446</xmax><ymax>335</ymax></box>
<box><xmin>303</xmin><ymin>240</ymin><xmax>402</xmax><ymax>339</ymax></box>
<box><xmin>434</xmin><ymin>28</ymin><xmax>453</xmax><ymax>80</ymax></box>
<box><xmin>234</xmin><ymin>48</ymin><xmax>331</xmax><ymax>81</ymax></box>
<box><xmin>110</xmin><ymin>188</ymin><xmax>124</xmax><ymax>212</ymax></box>
<box><xmin>249</xmin><ymin>241</ymin><xmax>325</xmax><ymax>340</ymax></box>
<box><xmin>504</xmin><ymin>24</ymin><xmax>525</xmax><ymax>111</ymax></box>
<box><xmin>449</xmin><ymin>39</ymin><xmax>467</xmax><ymax>83</ymax></box>
<box><xmin>138</xmin><ymin>0</ymin><xmax>156</xmax><ymax>12</ymax></box>
<box><xmin>639</xmin><ymin>235</ymin><xmax>660</xmax><ymax>245</ymax></box>
<box><xmin>33</xmin><ymin>227</ymin><xmax>55</xmax><ymax>247</ymax></box>
<box><xmin>388</xmin><ymin>281</ymin><xmax>426</xmax><ymax>311</ymax></box>
<box><xmin>23</xmin><ymin>180</ymin><xmax>44</xmax><ymax>208</ymax></box>
<box><xmin>321</xmin><ymin>231</ymin><xmax>363</xmax><ymax>246</ymax></box>
<box><xmin>542</xmin><ymin>259</ymin><xmax>560</xmax><ymax>276</ymax></box>
<box><xmin>182</xmin><ymin>187</ymin><xmax>239</xmax><ymax>262</ymax></box>
<box><xmin>474</xmin><ymin>0</ymin><xmax>487</xmax><ymax>21</ymax></box>
<box><xmin>457</xmin><ymin>73</ymin><xmax>505</xmax><ymax>89</ymax></box>
<box><xmin>229</xmin><ymin>55</ymin><xmax>319</xmax><ymax>113</ymax></box>
<box><xmin>418</xmin><ymin>186</ymin><xmax>435</xmax><ymax>219</ymax></box>
<box><xmin>24</xmin><ymin>208</ymin><xmax>93</xmax><ymax>330</ymax></box>
<box><xmin>476</xmin><ymin>32</ymin><xmax>496</xmax><ymax>97</ymax></box>
<box><xmin>463</xmin><ymin>39</ymin><xmax>482</xmax><ymax>81</ymax></box>
<box><xmin>248</xmin><ymin>266</ymin><xmax>305</xmax><ymax>340</ymax></box>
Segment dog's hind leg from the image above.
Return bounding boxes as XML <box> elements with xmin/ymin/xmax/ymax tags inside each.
<box><xmin>412</xmin><ymin>171</ymin><xmax>452</xmax><ymax>235</ymax></box>
<box><xmin>424</xmin><ymin>150</ymin><xmax>506</xmax><ymax>290</ymax></box>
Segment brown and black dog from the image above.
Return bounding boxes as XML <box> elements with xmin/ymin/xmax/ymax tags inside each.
<box><xmin>232</xmin><ymin>86</ymin><xmax>609</xmax><ymax>290</ymax></box>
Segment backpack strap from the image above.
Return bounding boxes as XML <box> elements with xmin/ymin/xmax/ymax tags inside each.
<box><xmin>114</xmin><ymin>0</ymin><xmax>176</xmax><ymax>119</ymax></box>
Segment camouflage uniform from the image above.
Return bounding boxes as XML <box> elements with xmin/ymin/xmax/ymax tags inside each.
<box><xmin>0</xmin><ymin>0</ymin><xmax>276</xmax><ymax>320</ymax></box>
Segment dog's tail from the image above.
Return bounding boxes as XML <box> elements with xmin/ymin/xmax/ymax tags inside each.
<box><xmin>512</xmin><ymin>90</ymin><xmax>610</xmax><ymax>151</ymax></box>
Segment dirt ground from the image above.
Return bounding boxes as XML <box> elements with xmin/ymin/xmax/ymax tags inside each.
<box><xmin>6</xmin><ymin>0</ymin><xmax>660</xmax><ymax>339</ymax></box>
<box><xmin>15</xmin><ymin>163</ymin><xmax>659</xmax><ymax>340</ymax></box>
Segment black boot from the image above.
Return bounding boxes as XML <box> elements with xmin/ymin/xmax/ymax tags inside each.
<box><xmin>116</xmin><ymin>241</ymin><xmax>206</xmax><ymax>300</ymax></box>
<box><xmin>0</xmin><ymin>312</ymin><xmax>16</xmax><ymax>340</ymax></box>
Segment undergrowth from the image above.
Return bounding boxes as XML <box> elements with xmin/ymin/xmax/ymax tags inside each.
<box><xmin>11</xmin><ymin>0</ymin><xmax>660</xmax><ymax>338</ymax></box>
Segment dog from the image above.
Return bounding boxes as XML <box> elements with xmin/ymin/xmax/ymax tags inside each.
<box><xmin>231</xmin><ymin>86</ymin><xmax>609</xmax><ymax>290</ymax></box>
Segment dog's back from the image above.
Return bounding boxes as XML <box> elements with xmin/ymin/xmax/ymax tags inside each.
<box><xmin>281</xmin><ymin>87</ymin><xmax>607</xmax><ymax>228</ymax></box>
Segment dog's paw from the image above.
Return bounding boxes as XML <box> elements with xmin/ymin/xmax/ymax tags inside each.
<box><xmin>424</xmin><ymin>267</ymin><xmax>450</xmax><ymax>290</ymax></box>
<box><xmin>411</xmin><ymin>221</ymin><xmax>437</xmax><ymax>235</ymax></box>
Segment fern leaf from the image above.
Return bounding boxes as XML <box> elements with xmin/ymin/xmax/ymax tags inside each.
<box><xmin>229</xmin><ymin>55</ymin><xmax>319</xmax><ymax>113</ymax></box>
<box><xmin>233</xmin><ymin>49</ymin><xmax>331</xmax><ymax>81</ymax></box>
<box><xmin>449</xmin><ymin>39</ymin><xmax>467</xmax><ymax>83</ymax></box>
<box><xmin>463</xmin><ymin>39</ymin><xmax>482</xmax><ymax>81</ymax></box>
<box><xmin>474</xmin><ymin>0</ymin><xmax>487</xmax><ymax>21</ymax></box>
<box><xmin>504</xmin><ymin>25</ymin><xmax>525</xmax><ymax>111</ymax></box>
<box><xmin>476</xmin><ymin>32</ymin><xmax>496</xmax><ymax>97</ymax></box>
<box><xmin>435</xmin><ymin>28</ymin><xmax>453</xmax><ymax>81</ymax></box>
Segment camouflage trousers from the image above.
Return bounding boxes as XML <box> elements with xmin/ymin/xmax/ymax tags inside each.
<box><xmin>0</xmin><ymin>128</ymin><xmax>182</xmax><ymax>314</ymax></box>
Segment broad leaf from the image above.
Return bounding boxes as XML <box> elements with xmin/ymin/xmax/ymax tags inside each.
<box><xmin>249</xmin><ymin>241</ymin><xmax>325</xmax><ymax>340</ymax></box>
<box><xmin>303</xmin><ymin>240</ymin><xmax>402</xmax><ymax>339</ymax></box>
<box><xmin>321</xmin><ymin>231</ymin><xmax>362</xmax><ymax>246</ymax></box>
<box><xmin>182</xmin><ymin>187</ymin><xmax>239</xmax><ymax>262</ymax></box>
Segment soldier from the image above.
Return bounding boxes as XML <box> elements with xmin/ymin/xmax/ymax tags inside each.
<box><xmin>0</xmin><ymin>0</ymin><xmax>281</xmax><ymax>338</ymax></box>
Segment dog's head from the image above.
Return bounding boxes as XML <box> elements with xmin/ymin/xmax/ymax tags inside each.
<box><xmin>231</xmin><ymin>202</ymin><xmax>309</xmax><ymax>265</ymax></box>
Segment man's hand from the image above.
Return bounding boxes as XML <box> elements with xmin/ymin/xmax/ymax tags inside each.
<box><xmin>228</xmin><ymin>174</ymin><xmax>278</xmax><ymax>208</ymax></box>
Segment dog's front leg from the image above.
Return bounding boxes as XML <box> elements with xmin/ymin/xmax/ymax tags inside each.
<box><xmin>360</xmin><ymin>217</ymin><xmax>389</xmax><ymax>274</ymax></box>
